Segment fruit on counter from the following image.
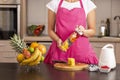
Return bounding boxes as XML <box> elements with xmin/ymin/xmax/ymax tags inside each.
<box><xmin>30</xmin><ymin>42</ymin><xmax>39</xmax><ymax>48</ymax></box>
<box><xmin>40</xmin><ymin>56</ymin><xmax>45</xmax><ymax>62</ymax></box>
<box><xmin>28</xmin><ymin>53</ymin><xmax>42</xmax><ymax>66</ymax></box>
<box><xmin>17</xmin><ymin>53</ymin><xmax>25</xmax><ymax>63</ymax></box>
<box><xmin>10</xmin><ymin>34</ymin><xmax>47</xmax><ymax>66</ymax></box>
<box><xmin>22</xmin><ymin>48</ymin><xmax>31</xmax><ymax>59</ymax></box>
<box><xmin>28</xmin><ymin>47</ymin><xmax>35</xmax><ymax>53</ymax></box>
<box><xmin>10</xmin><ymin>34</ymin><xmax>27</xmax><ymax>53</ymax></box>
<box><xmin>20</xmin><ymin>48</ymin><xmax>41</xmax><ymax>65</ymax></box>
<box><xmin>37</xmin><ymin>44</ymin><xmax>46</xmax><ymax>55</ymax></box>
<box><xmin>68</xmin><ymin>58</ymin><xmax>75</xmax><ymax>67</ymax></box>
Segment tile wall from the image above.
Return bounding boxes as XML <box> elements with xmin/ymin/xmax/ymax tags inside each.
<box><xmin>27</xmin><ymin>0</ymin><xmax>120</xmax><ymax>36</ymax></box>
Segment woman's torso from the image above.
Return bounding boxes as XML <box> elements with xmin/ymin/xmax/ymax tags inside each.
<box><xmin>46</xmin><ymin>0</ymin><xmax>96</xmax><ymax>17</ymax></box>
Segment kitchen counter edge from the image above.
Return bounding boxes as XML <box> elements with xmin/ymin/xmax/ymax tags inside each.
<box><xmin>23</xmin><ymin>36</ymin><xmax>120</xmax><ymax>42</ymax></box>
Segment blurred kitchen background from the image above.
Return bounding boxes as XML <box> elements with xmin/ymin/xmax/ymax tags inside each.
<box><xmin>26</xmin><ymin>0</ymin><xmax>120</xmax><ymax>37</ymax></box>
<box><xmin>0</xmin><ymin>0</ymin><xmax>120</xmax><ymax>63</ymax></box>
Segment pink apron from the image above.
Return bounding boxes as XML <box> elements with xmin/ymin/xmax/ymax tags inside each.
<box><xmin>44</xmin><ymin>0</ymin><xmax>98</xmax><ymax>65</ymax></box>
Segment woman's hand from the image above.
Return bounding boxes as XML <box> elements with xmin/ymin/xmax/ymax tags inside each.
<box><xmin>75</xmin><ymin>25</ymin><xmax>96</xmax><ymax>37</ymax></box>
<box><xmin>75</xmin><ymin>25</ymin><xmax>85</xmax><ymax>35</ymax></box>
<box><xmin>57</xmin><ymin>39</ymin><xmax>69</xmax><ymax>52</ymax></box>
<box><xmin>56</xmin><ymin>38</ymin><xmax>62</xmax><ymax>48</ymax></box>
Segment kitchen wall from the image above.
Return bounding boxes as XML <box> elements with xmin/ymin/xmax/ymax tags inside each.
<box><xmin>27</xmin><ymin>0</ymin><xmax>120</xmax><ymax>36</ymax></box>
<box><xmin>27</xmin><ymin>0</ymin><xmax>49</xmax><ymax>35</ymax></box>
<box><xmin>111</xmin><ymin>0</ymin><xmax>120</xmax><ymax>36</ymax></box>
<box><xmin>94</xmin><ymin>0</ymin><xmax>120</xmax><ymax>36</ymax></box>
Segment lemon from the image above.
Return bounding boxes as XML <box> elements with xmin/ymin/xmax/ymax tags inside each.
<box><xmin>17</xmin><ymin>53</ymin><xmax>25</xmax><ymax>63</ymax></box>
<box><xmin>28</xmin><ymin>47</ymin><xmax>34</xmax><ymax>53</ymax></box>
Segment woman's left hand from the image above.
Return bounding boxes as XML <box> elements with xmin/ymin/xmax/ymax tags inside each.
<box><xmin>75</xmin><ymin>25</ymin><xmax>85</xmax><ymax>35</ymax></box>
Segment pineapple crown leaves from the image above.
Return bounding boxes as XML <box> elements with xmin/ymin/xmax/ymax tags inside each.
<box><xmin>10</xmin><ymin>34</ymin><xmax>27</xmax><ymax>53</ymax></box>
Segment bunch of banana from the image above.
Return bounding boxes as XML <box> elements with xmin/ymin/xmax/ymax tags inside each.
<box><xmin>60</xmin><ymin>40</ymin><xmax>69</xmax><ymax>52</ymax></box>
<box><xmin>20</xmin><ymin>48</ymin><xmax>42</xmax><ymax>66</ymax></box>
<box><xmin>10</xmin><ymin>34</ymin><xmax>46</xmax><ymax>67</ymax></box>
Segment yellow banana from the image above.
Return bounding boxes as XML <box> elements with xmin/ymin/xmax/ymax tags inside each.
<box><xmin>60</xmin><ymin>46</ymin><xmax>67</xmax><ymax>52</ymax></box>
<box><xmin>20</xmin><ymin>48</ymin><xmax>40</xmax><ymax>65</ymax></box>
<box><xmin>60</xmin><ymin>40</ymin><xmax>69</xmax><ymax>52</ymax></box>
<box><xmin>28</xmin><ymin>54</ymin><xmax>41</xmax><ymax>66</ymax></box>
<box><xmin>64</xmin><ymin>40</ymin><xmax>69</xmax><ymax>49</ymax></box>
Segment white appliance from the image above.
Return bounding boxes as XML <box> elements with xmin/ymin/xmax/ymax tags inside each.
<box><xmin>99</xmin><ymin>44</ymin><xmax>116</xmax><ymax>69</ymax></box>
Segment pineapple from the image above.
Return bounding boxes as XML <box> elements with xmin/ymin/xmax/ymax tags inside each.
<box><xmin>10</xmin><ymin>34</ymin><xmax>27</xmax><ymax>53</ymax></box>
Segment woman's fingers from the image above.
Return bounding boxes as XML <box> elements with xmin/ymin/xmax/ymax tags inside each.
<box><xmin>57</xmin><ymin>39</ymin><xmax>62</xmax><ymax>47</ymax></box>
<box><xmin>75</xmin><ymin>25</ymin><xmax>85</xmax><ymax>35</ymax></box>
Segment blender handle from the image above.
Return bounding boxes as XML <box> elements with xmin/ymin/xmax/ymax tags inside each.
<box><xmin>102</xmin><ymin>44</ymin><xmax>114</xmax><ymax>49</ymax></box>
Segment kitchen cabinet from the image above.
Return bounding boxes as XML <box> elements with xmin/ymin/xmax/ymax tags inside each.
<box><xmin>90</xmin><ymin>42</ymin><xmax>116</xmax><ymax>59</ymax></box>
<box><xmin>91</xmin><ymin>42</ymin><xmax>120</xmax><ymax>63</ymax></box>
<box><xmin>0</xmin><ymin>40</ymin><xmax>17</xmax><ymax>63</ymax></box>
<box><xmin>89</xmin><ymin>37</ymin><xmax>120</xmax><ymax>63</ymax></box>
<box><xmin>0</xmin><ymin>51</ymin><xmax>17</xmax><ymax>63</ymax></box>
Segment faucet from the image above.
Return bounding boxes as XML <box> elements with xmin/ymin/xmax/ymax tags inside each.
<box><xmin>114</xmin><ymin>16</ymin><xmax>120</xmax><ymax>20</ymax></box>
<box><xmin>114</xmin><ymin>16</ymin><xmax>120</xmax><ymax>37</ymax></box>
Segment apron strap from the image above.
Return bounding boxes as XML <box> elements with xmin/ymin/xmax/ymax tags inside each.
<box><xmin>58</xmin><ymin>0</ymin><xmax>63</xmax><ymax>8</ymax></box>
<box><xmin>79</xmin><ymin>0</ymin><xmax>83</xmax><ymax>8</ymax></box>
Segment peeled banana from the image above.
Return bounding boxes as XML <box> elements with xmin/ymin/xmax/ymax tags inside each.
<box><xmin>20</xmin><ymin>48</ymin><xmax>41</xmax><ymax>65</ymax></box>
<box><xmin>60</xmin><ymin>40</ymin><xmax>69</xmax><ymax>52</ymax></box>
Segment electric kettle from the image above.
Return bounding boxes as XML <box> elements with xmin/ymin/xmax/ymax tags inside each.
<box><xmin>99</xmin><ymin>44</ymin><xmax>116</xmax><ymax>69</ymax></box>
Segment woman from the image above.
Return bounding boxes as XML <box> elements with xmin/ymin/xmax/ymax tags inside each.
<box><xmin>44</xmin><ymin>0</ymin><xmax>98</xmax><ymax>70</ymax></box>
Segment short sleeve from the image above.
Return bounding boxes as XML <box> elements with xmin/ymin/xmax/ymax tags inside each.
<box><xmin>46</xmin><ymin>0</ymin><xmax>60</xmax><ymax>13</ymax></box>
<box><xmin>82</xmin><ymin>0</ymin><xmax>97</xmax><ymax>17</ymax></box>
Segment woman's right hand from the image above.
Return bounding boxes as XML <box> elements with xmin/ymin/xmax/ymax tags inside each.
<box><xmin>57</xmin><ymin>39</ymin><xmax>69</xmax><ymax>52</ymax></box>
<box><xmin>56</xmin><ymin>38</ymin><xmax>62</xmax><ymax>48</ymax></box>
